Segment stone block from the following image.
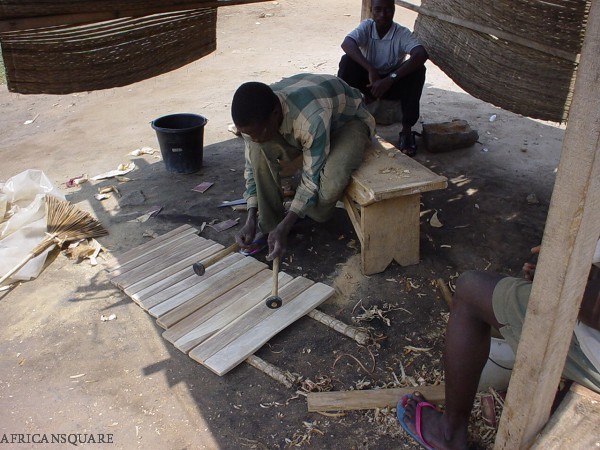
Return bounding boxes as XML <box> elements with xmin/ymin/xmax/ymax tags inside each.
<box><xmin>366</xmin><ymin>99</ymin><xmax>403</xmax><ymax>125</ymax></box>
<box><xmin>422</xmin><ymin>119</ymin><xmax>479</xmax><ymax>153</ymax></box>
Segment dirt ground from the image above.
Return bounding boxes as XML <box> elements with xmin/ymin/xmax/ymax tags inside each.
<box><xmin>0</xmin><ymin>1</ymin><xmax>564</xmax><ymax>449</ymax></box>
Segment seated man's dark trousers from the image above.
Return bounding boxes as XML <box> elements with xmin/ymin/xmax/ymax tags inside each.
<box><xmin>338</xmin><ymin>54</ymin><xmax>425</xmax><ymax>129</ymax></box>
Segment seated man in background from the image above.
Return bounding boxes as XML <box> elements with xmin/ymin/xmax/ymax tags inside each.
<box><xmin>338</xmin><ymin>0</ymin><xmax>428</xmax><ymax>157</ymax></box>
<box><xmin>397</xmin><ymin>244</ymin><xmax>600</xmax><ymax>449</ymax></box>
<box><xmin>231</xmin><ymin>73</ymin><xmax>375</xmax><ymax>262</ymax></box>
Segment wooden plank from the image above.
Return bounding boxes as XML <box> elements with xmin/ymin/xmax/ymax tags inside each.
<box><xmin>162</xmin><ymin>269</ymin><xmax>276</xmax><ymax>344</ymax></box>
<box><xmin>125</xmin><ymin>243</ymin><xmax>223</xmax><ymax>297</ymax></box>
<box><xmin>128</xmin><ymin>244</ymin><xmax>223</xmax><ymax>303</ymax></box>
<box><xmin>169</xmin><ymin>273</ymin><xmax>296</xmax><ymax>353</ymax></box>
<box><xmin>111</xmin><ymin>237</ymin><xmax>212</xmax><ymax>288</ymax></box>
<box><xmin>151</xmin><ymin>257</ymin><xmax>266</xmax><ymax>323</ymax></box>
<box><xmin>345</xmin><ymin>136</ymin><xmax>447</xmax><ymax>207</ymax></box>
<box><xmin>307</xmin><ymin>384</ymin><xmax>445</xmax><ymax>412</ymax></box>
<box><xmin>108</xmin><ymin>232</ymin><xmax>205</xmax><ymax>277</ymax></box>
<box><xmin>198</xmin><ymin>282</ymin><xmax>335</xmax><ymax>375</ymax></box>
<box><xmin>530</xmin><ymin>384</ymin><xmax>600</xmax><ymax>449</ymax></box>
<box><xmin>361</xmin><ymin>0</ymin><xmax>372</xmax><ymax>22</ymax></box>
<box><xmin>342</xmin><ymin>196</ymin><xmax>364</xmax><ymax>243</ymax></box>
<box><xmin>494</xmin><ymin>4</ymin><xmax>600</xmax><ymax>448</ymax></box>
<box><xmin>138</xmin><ymin>253</ymin><xmax>244</xmax><ymax>310</ymax></box>
<box><xmin>104</xmin><ymin>224</ymin><xmax>195</xmax><ymax>271</ymax></box>
<box><xmin>189</xmin><ymin>277</ymin><xmax>315</xmax><ymax>363</ymax></box>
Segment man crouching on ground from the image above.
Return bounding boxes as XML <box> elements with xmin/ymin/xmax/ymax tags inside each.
<box><xmin>231</xmin><ymin>73</ymin><xmax>376</xmax><ymax>261</ymax></box>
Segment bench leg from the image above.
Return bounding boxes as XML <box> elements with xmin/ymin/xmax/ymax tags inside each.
<box><xmin>348</xmin><ymin>195</ymin><xmax>420</xmax><ymax>275</ymax></box>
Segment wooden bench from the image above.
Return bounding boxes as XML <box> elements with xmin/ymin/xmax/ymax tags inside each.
<box><xmin>343</xmin><ymin>136</ymin><xmax>448</xmax><ymax>275</ymax></box>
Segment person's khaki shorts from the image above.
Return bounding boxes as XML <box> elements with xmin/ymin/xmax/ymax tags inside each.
<box><xmin>492</xmin><ymin>277</ymin><xmax>600</xmax><ymax>393</ymax></box>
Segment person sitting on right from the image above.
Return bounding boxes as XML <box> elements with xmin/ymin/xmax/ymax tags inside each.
<box><xmin>397</xmin><ymin>243</ymin><xmax>600</xmax><ymax>449</ymax></box>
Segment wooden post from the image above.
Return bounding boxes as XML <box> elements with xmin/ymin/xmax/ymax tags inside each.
<box><xmin>361</xmin><ymin>0</ymin><xmax>372</xmax><ymax>21</ymax></box>
<box><xmin>494</xmin><ymin>2</ymin><xmax>600</xmax><ymax>448</ymax></box>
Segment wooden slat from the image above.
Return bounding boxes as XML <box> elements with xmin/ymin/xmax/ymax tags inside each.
<box><xmin>495</xmin><ymin>3</ymin><xmax>600</xmax><ymax>447</ymax></box>
<box><xmin>111</xmin><ymin>237</ymin><xmax>212</xmax><ymax>288</ymax></box>
<box><xmin>171</xmin><ymin>272</ymin><xmax>297</xmax><ymax>353</ymax></box>
<box><xmin>307</xmin><ymin>384</ymin><xmax>445</xmax><ymax>412</ymax></box>
<box><xmin>151</xmin><ymin>257</ymin><xmax>266</xmax><ymax>323</ymax></box>
<box><xmin>162</xmin><ymin>269</ymin><xmax>284</xmax><ymax>344</ymax></box>
<box><xmin>108</xmin><ymin>232</ymin><xmax>204</xmax><ymax>277</ymax></box>
<box><xmin>104</xmin><ymin>224</ymin><xmax>194</xmax><ymax>271</ymax></box>
<box><xmin>124</xmin><ymin>243</ymin><xmax>223</xmax><ymax>296</ymax></box>
<box><xmin>189</xmin><ymin>277</ymin><xmax>315</xmax><ymax>363</ymax></box>
<box><xmin>197</xmin><ymin>282</ymin><xmax>335</xmax><ymax>375</ymax></box>
<box><xmin>138</xmin><ymin>253</ymin><xmax>244</xmax><ymax>310</ymax></box>
<box><xmin>128</xmin><ymin>243</ymin><xmax>223</xmax><ymax>303</ymax></box>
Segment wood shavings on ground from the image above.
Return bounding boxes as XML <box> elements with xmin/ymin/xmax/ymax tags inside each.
<box><xmin>64</xmin><ymin>238</ymin><xmax>104</xmax><ymax>265</ymax></box>
<box><xmin>284</xmin><ymin>421</ymin><xmax>324</xmax><ymax>448</ymax></box>
<box><xmin>296</xmin><ymin>375</ymin><xmax>334</xmax><ymax>396</ymax></box>
<box><xmin>239</xmin><ymin>437</ymin><xmax>269</xmax><ymax>450</ymax></box>
<box><xmin>430</xmin><ymin>211</ymin><xmax>443</xmax><ymax>227</ymax></box>
<box><xmin>365</xmin><ymin>407</ymin><xmax>402</xmax><ymax>438</ymax></box>
<box><xmin>352</xmin><ymin>303</ymin><xmax>408</xmax><ymax>327</ymax></box>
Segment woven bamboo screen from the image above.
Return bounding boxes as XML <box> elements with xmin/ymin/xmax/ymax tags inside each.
<box><xmin>412</xmin><ymin>0</ymin><xmax>591</xmax><ymax>123</ymax></box>
<box><xmin>0</xmin><ymin>1</ymin><xmax>267</xmax><ymax>94</ymax></box>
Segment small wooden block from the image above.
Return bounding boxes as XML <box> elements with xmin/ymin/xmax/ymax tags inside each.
<box><xmin>531</xmin><ymin>383</ymin><xmax>600</xmax><ymax>449</ymax></box>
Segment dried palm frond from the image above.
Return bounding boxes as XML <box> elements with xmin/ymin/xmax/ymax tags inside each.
<box><xmin>0</xmin><ymin>195</ymin><xmax>108</xmax><ymax>285</ymax></box>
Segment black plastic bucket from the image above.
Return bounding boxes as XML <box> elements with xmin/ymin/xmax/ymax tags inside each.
<box><xmin>151</xmin><ymin>113</ymin><xmax>207</xmax><ymax>174</ymax></box>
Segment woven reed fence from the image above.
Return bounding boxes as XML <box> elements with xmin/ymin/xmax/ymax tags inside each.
<box><xmin>0</xmin><ymin>0</ymin><xmax>267</xmax><ymax>94</ymax></box>
<box><xmin>404</xmin><ymin>0</ymin><xmax>591</xmax><ymax>123</ymax></box>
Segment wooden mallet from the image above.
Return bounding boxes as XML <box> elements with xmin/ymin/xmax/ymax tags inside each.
<box><xmin>265</xmin><ymin>256</ymin><xmax>282</xmax><ymax>309</ymax></box>
<box><xmin>192</xmin><ymin>243</ymin><xmax>240</xmax><ymax>276</ymax></box>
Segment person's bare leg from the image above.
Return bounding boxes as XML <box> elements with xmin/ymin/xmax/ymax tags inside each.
<box><xmin>402</xmin><ymin>271</ymin><xmax>505</xmax><ymax>449</ymax></box>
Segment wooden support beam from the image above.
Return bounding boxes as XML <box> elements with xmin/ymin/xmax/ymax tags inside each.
<box><xmin>307</xmin><ymin>384</ymin><xmax>445</xmax><ymax>412</ymax></box>
<box><xmin>361</xmin><ymin>0</ymin><xmax>372</xmax><ymax>22</ymax></box>
<box><xmin>494</xmin><ymin>2</ymin><xmax>600</xmax><ymax>448</ymax></box>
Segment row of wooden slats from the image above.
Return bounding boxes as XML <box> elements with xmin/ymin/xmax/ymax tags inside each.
<box><xmin>106</xmin><ymin>226</ymin><xmax>334</xmax><ymax>375</ymax></box>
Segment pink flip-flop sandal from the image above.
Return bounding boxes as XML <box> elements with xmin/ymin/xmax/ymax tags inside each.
<box><xmin>396</xmin><ymin>394</ymin><xmax>437</xmax><ymax>450</ymax></box>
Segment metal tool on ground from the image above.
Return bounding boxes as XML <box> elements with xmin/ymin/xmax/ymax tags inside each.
<box><xmin>192</xmin><ymin>242</ymin><xmax>240</xmax><ymax>276</ymax></box>
<box><xmin>265</xmin><ymin>256</ymin><xmax>282</xmax><ymax>309</ymax></box>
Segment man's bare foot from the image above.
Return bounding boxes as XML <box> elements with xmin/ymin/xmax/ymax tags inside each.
<box><xmin>402</xmin><ymin>392</ymin><xmax>468</xmax><ymax>450</ymax></box>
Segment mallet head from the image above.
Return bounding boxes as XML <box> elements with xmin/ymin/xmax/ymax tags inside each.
<box><xmin>192</xmin><ymin>262</ymin><xmax>205</xmax><ymax>276</ymax></box>
<box><xmin>265</xmin><ymin>295</ymin><xmax>282</xmax><ymax>309</ymax></box>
